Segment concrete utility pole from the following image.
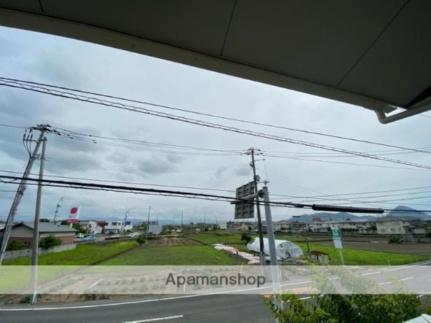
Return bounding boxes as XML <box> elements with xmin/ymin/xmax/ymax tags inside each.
<box><xmin>0</xmin><ymin>125</ymin><xmax>50</xmax><ymax>265</ymax></box>
<box><xmin>248</xmin><ymin>148</ymin><xmax>265</xmax><ymax>265</ymax></box>
<box><xmin>181</xmin><ymin>210</ymin><xmax>183</xmax><ymax>229</ymax></box>
<box><xmin>53</xmin><ymin>197</ymin><xmax>64</xmax><ymax>224</ymax></box>
<box><xmin>261</xmin><ymin>185</ymin><xmax>277</xmax><ymax>266</ymax></box>
<box><xmin>261</xmin><ymin>184</ymin><xmax>283</xmax><ymax>314</ymax></box>
<box><xmin>31</xmin><ymin>136</ymin><xmax>47</xmax><ymax>304</ymax></box>
<box><xmin>145</xmin><ymin>206</ymin><xmax>151</xmax><ymax>240</ymax></box>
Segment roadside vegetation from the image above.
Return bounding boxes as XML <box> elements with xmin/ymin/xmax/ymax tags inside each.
<box><xmin>295</xmin><ymin>241</ymin><xmax>427</xmax><ymax>265</ymax></box>
<box><xmin>102</xmin><ymin>245</ymin><xmax>245</xmax><ymax>265</ymax></box>
<box><xmin>186</xmin><ymin>231</ymin><xmax>428</xmax><ymax>265</ymax></box>
<box><xmin>4</xmin><ymin>241</ymin><xmax>138</xmax><ymax>265</ymax></box>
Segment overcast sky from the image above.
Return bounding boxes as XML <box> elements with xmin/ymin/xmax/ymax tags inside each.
<box><xmin>1</xmin><ymin>25</ymin><xmax>431</xmax><ymax>224</ymax></box>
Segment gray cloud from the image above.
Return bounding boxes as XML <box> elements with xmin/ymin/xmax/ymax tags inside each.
<box><xmin>1</xmin><ymin>25</ymin><xmax>430</xmax><ymax>224</ymax></box>
<box><xmin>137</xmin><ymin>156</ymin><xmax>177</xmax><ymax>177</ymax></box>
<box><xmin>233</xmin><ymin>165</ymin><xmax>251</xmax><ymax>177</ymax></box>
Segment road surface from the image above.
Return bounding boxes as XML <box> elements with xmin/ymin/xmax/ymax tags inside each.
<box><xmin>0</xmin><ymin>294</ymin><xmax>273</xmax><ymax>323</ymax></box>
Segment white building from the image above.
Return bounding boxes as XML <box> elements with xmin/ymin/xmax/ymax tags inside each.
<box><xmin>148</xmin><ymin>222</ymin><xmax>162</xmax><ymax>235</ymax></box>
<box><xmin>79</xmin><ymin>220</ymin><xmax>103</xmax><ymax>234</ymax></box>
<box><xmin>308</xmin><ymin>220</ymin><xmax>376</xmax><ymax>234</ymax></box>
<box><xmin>247</xmin><ymin>238</ymin><xmax>303</xmax><ymax>260</ymax></box>
<box><xmin>218</xmin><ymin>222</ymin><xmax>227</xmax><ymax>230</ymax></box>
<box><xmin>105</xmin><ymin>221</ymin><xmax>133</xmax><ymax>234</ymax></box>
<box><xmin>376</xmin><ymin>220</ymin><xmax>407</xmax><ymax>235</ymax></box>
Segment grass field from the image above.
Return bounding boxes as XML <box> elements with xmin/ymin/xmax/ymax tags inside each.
<box><xmin>185</xmin><ymin>232</ymin><xmax>429</xmax><ymax>265</ymax></box>
<box><xmin>4</xmin><ymin>241</ymin><xmax>138</xmax><ymax>265</ymax></box>
<box><xmin>102</xmin><ymin>245</ymin><xmax>245</xmax><ymax>265</ymax></box>
<box><xmin>186</xmin><ymin>232</ymin><xmax>243</xmax><ymax>245</ymax></box>
<box><xmin>296</xmin><ymin>242</ymin><xmax>427</xmax><ymax>265</ymax></box>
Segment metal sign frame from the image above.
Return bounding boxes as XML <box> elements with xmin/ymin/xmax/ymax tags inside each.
<box><xmin>234</xmin><ymin>182</ymin><xmax>255</xmax><ymax>219</ymax></box>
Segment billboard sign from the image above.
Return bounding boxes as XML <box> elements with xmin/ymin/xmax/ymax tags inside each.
<box><xmin>67</xmin><ymin>206</ymin><xmax>80</xmax><ymax>224</ymax></box>
<box><xmin>234</xmin><ymin>182</ymin><xmax>255</xmax><ymax>219</ymax></box>
<box><xmin>330</xmin><ymin>225</ymin><xmax>343</xmax><ymax>249</ymax></box>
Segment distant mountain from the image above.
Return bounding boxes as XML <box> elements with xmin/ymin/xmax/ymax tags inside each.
<box><xmin>286</xmin><ymin>205</ymin><xmax>430</xmax><ymax>223</ymax></box>
<box><xmin>287</xmin><ymin>212</ymin><xmax>375</xmax><ymax>223</ymax></box>
<box><xmin>385</xmin><ymin>205</ymin><xmax>430</xmax><ymax>220</ymax></box>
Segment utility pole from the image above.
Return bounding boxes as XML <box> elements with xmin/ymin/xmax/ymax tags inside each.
<box><xmin>31</xmin><ymin>136</ymin><xmax>47</xmax><ymax>304</ymax></box>
<box><xmin>0</xmin><ymin>125</ymin><xmax>51</xmax><ymax>265</ymax></box>
<box><xmin>145</xmin><ymin>206</ymin><xmax>151</xmax><ymax>240</ymax></box>
<box><xmin>181</xmin><ymin>210</ymin><xmax>183</xmax><ymax>230</ymax></box>
<box><xmin>261</xmin><ymin>183</ymin><xmax>283</xmax><ymax>313</ymax></box>
<box><xmin>247</xmin><ymin>148</ymin><xmax>265</xmax><ymax>265</ymax></box>
<box><xmin>53</xmin><ymin>197</ymin><xmax>64</xmax><ymax>224</ymax></box>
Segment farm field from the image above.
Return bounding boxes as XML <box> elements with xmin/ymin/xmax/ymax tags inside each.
<box><xmin>276</xmin><ymin>233</ymin><xmax>431</xmax><ymax>257</ymax></box>
<box><xmin>315</xmin><ymin>240</ymin><xmax>431</xmax><ymax>257</ymax></box>
<box><xmin>3</xmin><ymin>241</ymin><xmax>138</xmax><ymax>265</ymax></box>
<box><xmin>295</xmin><ymin>242</ymin><xmax>427</xmax><ymax>265</ymax></box>
<box><xmin>186</xmin><ymin>232</ymin><xmax>243</xmax><ymax>245</ymax></box>
<box><xmin>102</xmin><ymin>245</ymin><xmax>245</xmax><ymax>265</ymax></box>
<box><xmin>185</xmin><ymin>232</ymin><xmax>429</xmax><ymax>265</ymax></box>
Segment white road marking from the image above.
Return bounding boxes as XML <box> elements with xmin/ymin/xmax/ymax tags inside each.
<box><xmin>399</xmin><ymin>277</ymin><xmax>413</xmax><ymax>282</ymax></box>
<box><xmin>281</xmin><ymin>280</ymin><xmax>312</xmax><ymax>286</ymax></box>
<box><xmin>0</xmin><ymin>295</ymin><xmax>200</xmax><ymax>311</ymax></box>
<box><xmin>384</xmin><ymin>266</ymin><xmax>413</xmax><ymax>272</ymax></box>
<box><xmin>361</xmin><ymin>271</ymin><xmax>381</xmax><ymax>276</ymax></box>
<box><xmin>87</xmin><ymin>279</ymin><xmax>104</xmax><ymax>290</ymax></box>
<box><xmin>124</xmin><ymin>314</ymin><xmax>183</xmax><ymax>322</ymax></box>
<box><xmin>378</xmin><ymin>282</ymin><xmax>392</xmax><ymax>286</ymax></box>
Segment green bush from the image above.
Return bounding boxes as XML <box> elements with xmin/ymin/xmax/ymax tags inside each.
<box><xmin>389</xmin><ymin>235</ymin><xmax>402</xmax><ymax>244</ymax></box>
<box><xmin>7</xmin><ymin>240</ymin><xmax>28</xmax><ymax>251</ymax></box>
<box><xmin>240</xmin><ymin>232</ymin><xmax>252</xmax><ymax>244</ymax></box>
<box><xmin>136</xmin><ymin>234</ymin><xmax>146</xmax><ymax>245</ymax></box>
<box><xmin>39</xmin><ymin>235</ymin><xmax>62</xmax><ymax>249</ymax></box>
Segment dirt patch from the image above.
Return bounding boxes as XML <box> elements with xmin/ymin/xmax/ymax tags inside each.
<box><xmin>147</xmin><ymin>237</ymin><xmax>200</xmax><ymax>246</ymax></box>
<box><xmin>317</xmin><ymin>240</ymin><xmax>431</xmax><ymax>256</ymax></box>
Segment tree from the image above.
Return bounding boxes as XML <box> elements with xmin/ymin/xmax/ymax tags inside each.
<box><xmin>72</xmin><ymin>222</ymin><xmax>86</xmax><ymax>234</ymax></box>
<box><xmin>241</xmin><ymin>232</ymin><xmax>252</xmax><ymax>244</ymax></box>
<box><xmin>39</xmin><ymin>235</ymin><xmax>61</xmax><ymax>249</ymax></box>
<box><xmin>389</xmin><ymin>235</ymin><xmax>402</xmax><ymax>244</ymax></box>
<box><xmin>136</xmin><ymin>234</ymin><xmax>146</xmax><ymax>245</ymax></box>
<box><xmin>6</xmin><ymin>240</ymin><xmax>27</xmax><ymax>251</ymax></box>
<box><xmin>40</xmin><ymin>218</ymin><xmax>50</xmax><ymax>222</ymax></box>
<box><xmin>268</xmin><ymin>294</ymin><xmax>423</xmax><ymax>323</ymax></box>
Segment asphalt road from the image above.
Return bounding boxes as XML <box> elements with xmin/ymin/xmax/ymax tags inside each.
<box><xmin>0</xmin><ymin>294</ymin><xmax>273</xmax><ymax>323</ymax></box>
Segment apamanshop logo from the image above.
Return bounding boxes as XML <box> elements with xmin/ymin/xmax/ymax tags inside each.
<box><xmin>166</xmin><ymin>273</ymin><xmax>266</xmax><ymax>288</ymax></box>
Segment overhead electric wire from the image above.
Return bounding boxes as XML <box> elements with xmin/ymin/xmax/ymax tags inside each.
<box><xmin>2</xmin><ymin>80</ymin><xmax>431</xmax><ymax>171</ymax></box>
<box><xmin>3</xmin><ymin>122</ymin><xmax>429</xmax><ymax>171</ymax></box>
<box><xmin>2</xmin><ymin>174</ymin><xmax>431</xmax><ymax>213</ymax></box>
<box><xmin>55</xmin><ymin>127</ymin><xmax>246</xmax><ymax>155</ymax></box>
<box><xmin>1</xmin><ymin>169</ymin><xmax>430</xmax><ymax>207</ymax></box>
<box><xmin>51</xmin><ymin>126</ymin><xmax>429</xmax><ymax>171</ymax></box>
<box><xmin>0</xmin><ymin>169</ymin><xmax>236</xmax><ymax>194</ymax></box>
<box><xmin>265</xmin><ymin>153</ymin><xmax>427</xmax><ymax>171</ymax></box>
<box><xmin>2</xmin><ymin>123</ymin><xmax>429</xmax><ymax>160</ymax></box>
<box><xmin>4</xmin><ymin>78</ymin><xmax>431</xmax><ymax>169</ymax></box>
<box><xmin>2</xmin><ymin>76</ymin><xmax>430</xmax><ymax>155</ymax></box>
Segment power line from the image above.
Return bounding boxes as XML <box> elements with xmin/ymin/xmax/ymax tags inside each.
<box><xmin>2</xmin><ymin>121</ymin><xmax>428</xmax><ymax>171</ymax></box>
<box><xmin>2</xmin><ymin>174</ymin><xmax>431</xmax><ymax>214</ymax></box>
<box><xmin>2</xmin><ymin>123</ymin><xmax>430</xmax><ymax>160</ymax></box>
<box><xmin>0</xmin><ymin>123</ymin><xmax>27</xmax><ymax>129</ymax></box>
<box><xmin>265</xmin><ymin>154</ymin><xmax>427</xmax><ymax>171</ymax></box>
<box><xmin>2</xmin><ymin>80</ymin><xmax>431</xmax><ymax>170</ymax></box>
<box><xmin>1</xmin><ymin>76</ymin><xmax>429</xmax><ymax>154</ymax></box>
<box><xmin>2</xmin><ymin>168</ymin><xmax>430</xmax><ymax>207</ymax></box>
<box><xmin>0</xmin><ymin>169</ymin><xmax>236</xmax><ymax>194</ymax></box>
<box><xmin>53</xmin><ymin>126</ymin><xmax>428</xmax><ymax>171</ymax></box>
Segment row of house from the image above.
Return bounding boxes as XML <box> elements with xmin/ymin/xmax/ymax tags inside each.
<box><xmin>227</xmin><ymin>218</ymin><xmax>430</xmax><ymax>236</ymax></box>
<box><xmin>0</xmin><ymin>219</ymin><xmax>162</xmax><ymax>250</ymax></box>
<box><xmin>0</xmin><ymin>222</ymin><xmax>76</xmax><ymax>248</ymax></box>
